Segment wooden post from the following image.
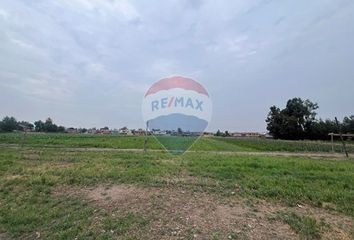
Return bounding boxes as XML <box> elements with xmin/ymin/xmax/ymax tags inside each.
<box><xmin>335</xmin><ymin>117</ymin><xmax>349</xmax><ymax>158</ymax></box>
<box><xmin>19</xmin><ymin>124</ymin><xmax>28</xmax><ymax>149</ymax></box>
<box><xmin>144</xmin><ymin>121</ymin><xmax>149</xmax><ymax>153</ymax></box>
<box><xmin>330</xmin><ymin>133</ymin><xmax>334</xmax><ymax>153</ymax></box>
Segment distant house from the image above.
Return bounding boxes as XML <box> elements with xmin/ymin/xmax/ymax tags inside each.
<box><xmin>111</xmin><ymin>129</ymin><xmax>119</xmax><ymax>135</ymax></box>
<box><xmin>119</xmin><ymin>127</ymin><xmax>132</xmax><ymax>135</ymax></box>
<box><xmin>203</xmin><ymin>132</ymin><xmax>214</xmax><ymax>137</ymax></box>
<box><xmin>66</xmin><ymin>128</ymin><xmax>79</xmax><ymax>134</ymax></box>
<box><xmin>87</xmin><ymin>128</ymin><xmax>96</xmax><ymax>134</ymax></box>
<box><xmin>152</xmin><ymin>129</ymin><xmax>167</xmax><ymax>136</ymax></box>
<box><xmin>231</xmin><ymin>132</ymin><xmax>242</xmax><ymax>137</ymax></box>
<box><xmin>100</xmin><ymin>130</ymin><xmax>111</xmax><ymax>135</ymax></box>
<box><xmin>133</xmin><ymin>128</ymin><xmax>145</xmax><ymax>136</ymax></box>
<box><xmin>264</xmin><ymin>133</ymin><xmax>273</xmax><ymax>139</ymax></box>
<box><xmin>231</xmin><ymin>132</ymin><xmax>263</xmax><ymax>138</ymax></box>
<box><xmin>245</xmin><ymin>132</ymin><xmax>262</xmax><ymax>137</ymax></box>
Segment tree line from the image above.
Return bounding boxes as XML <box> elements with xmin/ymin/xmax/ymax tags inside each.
<box><xmin>0</xmin><ymin>117</ymin><xmax>65</xmax><ymax>133</ymax></box>
<box><xmin>266</xmin><ymin>98</ymin><xmax>354</xmax><ymax>140</ymax></box>
<box><xmin>1</xmin><ymin>99</ymin><xmax>354</xmax><ymax>141</ymax></box>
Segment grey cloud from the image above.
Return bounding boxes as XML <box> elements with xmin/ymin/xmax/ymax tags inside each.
<box><xmin>0</xmin><ymin>0</ymin><xmax>353</xmax><ymax>130</ymax></box>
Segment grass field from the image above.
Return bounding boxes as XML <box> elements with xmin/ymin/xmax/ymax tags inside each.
<box><xmin>1</xmin><ymin>133</ymin><xmax>353</xmax><ymax>153</ymax></box>
<box><xmin>0</xmin><ymin>133</ymin><xmax>353</xmax><ymax>239</ymax></box>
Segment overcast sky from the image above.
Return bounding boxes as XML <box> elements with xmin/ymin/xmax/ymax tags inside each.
<box><xmin>1</xmin><ymin>0</ymin><xmax>353</xmax><ymax>132</ymax></box>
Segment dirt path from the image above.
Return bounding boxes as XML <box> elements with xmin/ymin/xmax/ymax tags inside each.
<box><xmin>1</xmin><ymin>143</ymin><xmax>351</xmax><ymax>159</ymax></box>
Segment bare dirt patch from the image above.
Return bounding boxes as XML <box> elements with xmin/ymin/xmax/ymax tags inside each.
<box><xmin>0</xmin><ymin>233</ymin><xmax>10</xmax><ymax>240</ymax></box>
<box><xmin>53</xmin><ymin>184</ymin><xmax>354</xmax><ymax>239</ymax></box>
<box><xmin>83</xmin><ymin>185</ymin><xmax>153</xmax><ymax>209</ymax></box>
<box><xmin>255</xmin><ymin>200</ymin><xmax>354</xmax><ymax>240</ymax></box>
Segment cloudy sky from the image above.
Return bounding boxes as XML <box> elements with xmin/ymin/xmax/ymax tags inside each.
<box><xmin>0</xmin><ymin>0</ymin><xmax>353</xmax><ymax>132</ymax></box>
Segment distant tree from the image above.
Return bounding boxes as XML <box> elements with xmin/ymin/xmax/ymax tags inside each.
<box><xmin>58</xmin><ymin>126</ymin><xmax>66</xmax><ymax>133</ymax></box>
<box><xmin>265</xmin><ymin>106</ymin><xmax>282</xmax><ymax>139</ymax></box>
<box><xmin>46</xmin><ymin>117</ymin><xmax>53</xmax><ymax>124</ymax></box>
<box><xmin>44</xmin><ymin>118</ymin><xmax>58</xmax><ymax>132</ymax></box>
<box><xmin>225</xmin><ymin>131</ymin><xmax>230</xmax><ymax>137</ymax></box>
<box><xmin>0</xmin><ymin>116</ymin><xmax>18</xmax><ymax>132</ymax></box>
<box><xmin>34</xmin><ymin>118</ymin><xmax>61</xmax><ymax>132</ymax></box>
<box><xmin>343</xmin><ymin>115</ymin><xmax>354</xmax><ymax>133</ymax></box>
<box><xmin>215</xmin><ymin>129</ymin><xmax>222</xmax><ymax>137</ymax></box>
<box><xmin>307</xmin><ymin>119</ymin><xmax>337</xmax><ymax>140</ymax></box>
<box><xmin>34</xmin><ymin>120</ymin><xmax>45</xmax><ymax>132</ymax></box>
<box><xmin>17</xmin><ymin>121</ymin><xmax>34</xmax><ymax>131</ymax></box>
<box><xmin>177</xmin><ymin>127</ymin><xmax>183</xmax><ymax>134</ymax></box>
<box><xmin>266</xmin><ymin>98</ymin><xmax>318</xmax><ymax>140</ymax></box>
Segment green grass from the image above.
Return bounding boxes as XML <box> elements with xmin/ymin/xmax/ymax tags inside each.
<box><xmin>278</xmin><ymin>212</ymin><xmax>321</xmax><ymax>239</ymax></box>
<box><xmin>0</xmin><ymin>133</ymin><xmax>163</xmax><ymax>149</ymax></box>
<box><xmin>0</xmin><ymin>134</ymin><xmax>354</xmax><ymax>238</ymax></box>
<box><xmin>214</xmin><ymin>137</ymin><xmax>354</xmax><ymax>153</ymax></box>
<box><xmin>0</xmin><ymin>186</ymin><xmax>95</xmax><ymax>239</ymax></box>
<box><xmin>154</xmin><ymin>135</ymin><xmax>200</xmax><ymax>154</ymax></box>
<box><xmin>103</xmin><ymin>212</ymin><xmax>150</xmax><ymax>237</ymax></box>
<box><xmin>1</xmin><ymin>147</ymin><xmax>354</xmax><ymax>217</ymax></box>
<box><xmin>183</xmin><ymin>152</ymin><xmax>354</xmax><ymax>216</ymax></box>
<box><xmin>0</xmin><ymin>182</ymin><xmax>148</xmax><ymax>239</ymax></box>
<box><xmin>1</xmin><ymin>133</ymin><xmax>353</xmax><ymax>153</ymax></box>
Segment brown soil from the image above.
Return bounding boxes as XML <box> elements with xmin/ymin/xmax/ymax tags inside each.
<box><xmin>55</xmin><ymin>184</ymin><xmax>354</xmax><ymax>240</ymax></box>
<box><xmin>0</xmin><ymin>233</ymin><xmax>9</xmax><ymax>240</ymax></box>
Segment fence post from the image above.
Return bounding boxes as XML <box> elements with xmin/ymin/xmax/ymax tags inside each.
<box><xmin>144</xmin><ymin>121</ymin><xmax>148</xmax><ymax>153</ymax></box>
<box><xmin>330</xmin><ymin>133</ymin><xmax>334</xmax><ymax>153</ymax></box>
<box><xmin>335</xmin><ymin>117</ymin><xmax>349</xmax><ymax>158</ymax></box>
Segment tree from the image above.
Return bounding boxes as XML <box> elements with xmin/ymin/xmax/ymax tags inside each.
<box><xmin>0</xmin><ymin>116</ymin><xmax>19</xmax><ymax>132</ymax></box>
<box><xmin>266</xmin><ymin>98</ymin><xmax>318</xmax><ymax>140</ymax></box>
<box><xmin>18</xmin><ymin>121</ymin><xmax>34</xmax><ymax>131</ymax></box>
<box><xmin>215</xmin><ymin>129</ymin><xmax>222</xmax><ymax>137</ymax></box>
<box><xmin>307</xmin><ymin>119</ymin><xmax>336</xmax><ymax>140</ymax></box>
<box><xmin>177</xmin><ymin>128</ymin><xmax>183</xmax><ymax>134</ymax></box>
<box><xmin>44</xmin><ymin>118</ymin><xmax>58</xmax><ymax>132</ymax></box>
<box><xmin>343</xmin><ymin>115</ymin><xmax>354</xmax><ymax>133</ymax></box>
<box><xmin>34</xmin><ymin>118</ymin><xmax>60</xmax><ymax>132</ymax></box>
<box><xmin>58</xmin><ymin>126</ymin><xmax>66</xmax><ymax>132</ymax></box>
<box><xmin>34</xmin><ymin>120</ymin><xmax>45</xmax><ymax>132</ymax></box>
<box><xmin>265</xmin><ymin>106</ymin><xmax>282</xmax><ymax>139</ymax></box>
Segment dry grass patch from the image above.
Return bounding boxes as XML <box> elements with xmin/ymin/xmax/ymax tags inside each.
<box><xmin>89</xmin><ymin>185</ymin><xmax>354</xmax><ymax>239</ymax></box>
<box><xmin>53</xmin><ymin>184</ymin><xmax>352</xmax><ymax>239</ymax></box>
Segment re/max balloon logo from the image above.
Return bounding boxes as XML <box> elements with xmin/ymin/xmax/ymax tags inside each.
<box><xmin>151</xmin><ymin>97</ymin><xmax>204</xmax><ymax>112</ymax></box>
<box><xmin>141</xmin><ymin>76</ymin><xmax>212</xmax><ymax>154</ymax></box>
